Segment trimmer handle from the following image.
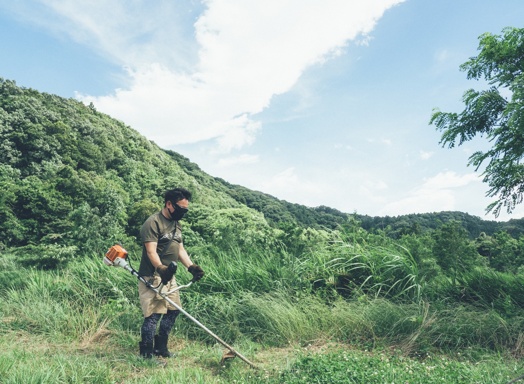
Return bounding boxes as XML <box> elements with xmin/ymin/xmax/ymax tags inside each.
<box><xmin>158</xmin><ymin>261</ymin><xmax>178</xmax><ymax>285</ymax></box>
<box><xmin>168</xmin><ymin>261</ymin><xmax>178</xmax><ymax>275</ymax></box>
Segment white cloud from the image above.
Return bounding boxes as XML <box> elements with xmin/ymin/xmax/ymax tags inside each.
<box><xmin>2</xmin><ymin>0</ymin><xmax>198</xmax><ymax>70</ymax></box>
<box><xmin>359</xmin><ymin>179</ymin><xmax>389</xmax><ymax>195</ymax></box>
<box><xmin>22</xmin><ymin>0</ymin><xmax>405</xmax><ymax>152</ymax></box>
<box><xmin>260</xmin><ymin>167</ymin><xmax>326</xmax><ymax>207</ymax></box>
<box><xmin>419</xmin><ymin>150</ymin><xmax>434</xmax><ymax>160</ymax></box>
<box><xmin>334</xmin><ymin>142</ymin><xmax>355</xmax><ymax>151</ymax></box>
<box><xmin>367</xmin><ymin>137</ymin><xmax>393</xmax><ymax>146</ymax></box>
<box><xmin>217</xmin><ymin>154</ymin><xmax>259</xmax><ymax>168</ymax></box>
<box><xmin>214</xmin><ymin>116</ymin><xmax>261</xmax><ymax>153</ymax></box>
<box><xmin>434</xmin><ymin>49</ymin><xmax>450</xmax><ymax>64</ymax></box>
<box><xmin>423</xmin><ymin>171</ymin><xmax>479</xmax><ymax>189</ymax></box>
<box><xmin>379</xmin><ymin>171</ymin><xmax>481</xmax><ymax>216</ymax></box>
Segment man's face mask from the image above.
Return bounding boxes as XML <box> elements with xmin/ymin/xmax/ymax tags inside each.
<box><xmin>169</xmin><ymin>202</ymin><xmax>188</xmax><ymax>221</ymax></box>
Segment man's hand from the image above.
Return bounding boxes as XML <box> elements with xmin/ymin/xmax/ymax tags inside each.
<box><xmin>188</xmin><ymin>264</ymin><xmax>205</xmax><ymax>281</ymax></box>
<box><xmin>156</xmin><ymin>264</ymin><xmax>175</xmax><ymax>284</ymax></box>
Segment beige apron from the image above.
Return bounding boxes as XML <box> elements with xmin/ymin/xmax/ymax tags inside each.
<box><xmin>138</xmin><ymin>274</ymin><xmax>181</xmax><ymax>318</ymax></box>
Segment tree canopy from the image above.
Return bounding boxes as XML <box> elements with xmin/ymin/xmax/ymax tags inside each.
<box><xmin>430</xmin><ymin>27</ymin><xmax>524</xmax><ymax>217</ymax></box>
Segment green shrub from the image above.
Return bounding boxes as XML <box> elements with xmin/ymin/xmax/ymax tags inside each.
<box><xmin>14</xmin><ymin>244</ymin><xmax>78</xmax><ymax>270</ymax></box>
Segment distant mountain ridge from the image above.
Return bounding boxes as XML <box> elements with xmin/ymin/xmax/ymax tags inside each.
<box><xmin>168</xmin><ymin>144</ymin><xmax>524</xmax><ymax>239</ymax></box>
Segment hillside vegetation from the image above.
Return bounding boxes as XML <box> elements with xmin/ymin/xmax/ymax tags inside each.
<box><xmin>1</xmin><ymin>78</ymin><xmax>523</xmax><ymax>383</ymax></box>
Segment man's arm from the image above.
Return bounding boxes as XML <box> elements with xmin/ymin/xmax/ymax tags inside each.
<box><xmin>177</xmin><ymin>243</ymin><xmax>194</xmax><ymax>268</ymax></box>
<box><xmin>179</xmin><ymin>243</ymin><xmax>205</xmax><ymax>281</ymax></box>
<box><xmin>144</xmin><ymin>242</ymin><xmax>162</xmax><ymax>269</ymax></box>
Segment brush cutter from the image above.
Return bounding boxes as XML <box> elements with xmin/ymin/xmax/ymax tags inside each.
<box><xmin>104</xmin><ymin>244</ymin><xmax>257</xmax><ymax>369</ymax></box>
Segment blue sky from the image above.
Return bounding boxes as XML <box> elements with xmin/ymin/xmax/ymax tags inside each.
<box><xmin>1</xmin><ymin>0</ymin><xmax>524</xmax><ymax>220</ymax></box>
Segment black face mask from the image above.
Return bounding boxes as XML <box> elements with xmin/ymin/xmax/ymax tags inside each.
<box><xmin>169</xmin><ymin>202</ymin><xmax>188</xmax><ymax>221</ymax></box>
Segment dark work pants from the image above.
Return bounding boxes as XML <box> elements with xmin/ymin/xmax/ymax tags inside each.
<box><xmin>140</xmin><ymin>310</ymin><xmax>180</xmax><ymax>344</ymax></box>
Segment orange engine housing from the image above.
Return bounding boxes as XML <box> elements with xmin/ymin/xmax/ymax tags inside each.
<box><xmin>105</xmin><ymin>244</ymin><xmax>128</xmax><ymax>263</ymax></box>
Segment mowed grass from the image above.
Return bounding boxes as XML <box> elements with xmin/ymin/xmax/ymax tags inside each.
<box><xmin>0</xmin><ymin>330</ymin><xmax>521</xmax><ymax>384</ymax></box>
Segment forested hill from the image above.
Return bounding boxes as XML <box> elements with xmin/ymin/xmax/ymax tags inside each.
<box><xmin>1</xmin><ymin>78</ymin><xmax>523</xmax><ymax>256</ymax></box>
<box><xmin>211</xmin><ymin>178</ymin><xmax>524</xmax><ymax>238</ymax></box>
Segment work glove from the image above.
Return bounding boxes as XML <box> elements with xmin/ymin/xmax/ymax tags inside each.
<box><xmin>156</xmin><ymin>264</ymin><xmax>175</xmax><ymax>285</ymax></box>
<box><xmin>188</xmin><ymin>264</ymin><xmax>205</xmax><ymax>282</ymax></box>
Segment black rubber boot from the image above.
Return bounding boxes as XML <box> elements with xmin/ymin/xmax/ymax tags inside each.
<box><xmin>139</xmin><ymin>341</ymin><xmax>154</xmax><ymax>359</ymax></box>
<box><xmin>154</xmin><ymin>335</ymin><xmax>174</xmax><ymax>358</ymax></box>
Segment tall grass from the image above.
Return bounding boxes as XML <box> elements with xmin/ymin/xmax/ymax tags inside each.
<box><xmin>452</xmin><ymin>269</ymin><xmax>523</xmax><ymax>314</ymax></box>
<box><xmin>1</xmin><ymin>235</ymin><xmax>523</xmax><ymax>382</ymax></box>
<box><xmin>288</xmin><ymin>239</ymin><xmax>422</xmax><ymax>302</ymax></box>
<box><xmin>0</xmin><ymin>253</ymin><xmax>139</xmax><ymax>342</ymax></box>
<box><xmin>193</xmin><ymin>244</ymin><xmax>308</xmax><ymax>294</ymax></box>
<box><xmin>193</xmin><ymin>237</ymin><xmax>422</xmax><ymax>302</ymax></box>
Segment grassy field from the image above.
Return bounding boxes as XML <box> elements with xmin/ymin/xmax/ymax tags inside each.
<box><xmin>1</xmin><ymin>244</ymin><xmax>523</xmax><ymax>383</ymax></box>
<box><xmin>0</xmin><ymin>329</ymin><xmax>521</xmax><ymax>383</ymax></box>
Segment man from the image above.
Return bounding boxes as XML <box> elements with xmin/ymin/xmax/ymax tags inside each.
<box><xmin>137</xmin><ymin>187</ymin><xmax>205</xmax><ymax>358</ymax></box>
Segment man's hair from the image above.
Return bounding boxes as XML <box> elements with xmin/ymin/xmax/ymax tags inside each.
<box><xmin>164</xmin><ymin>188</ymin><xmax>192</xmax><ymax>204</ymax></box>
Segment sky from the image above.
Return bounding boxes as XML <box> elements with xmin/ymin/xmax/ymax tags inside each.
<box><xmin>1</xmin><ymin>0</ymin><xmax>524</xmax><ymax>221</ymax></box>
